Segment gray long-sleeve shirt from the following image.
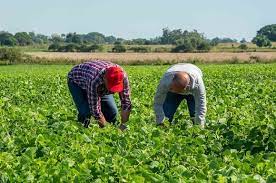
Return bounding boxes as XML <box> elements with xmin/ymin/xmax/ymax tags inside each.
<box><xmin>153</xmin><ymin>63</ymin><xmax>207</xmax><ymax>126</ymax></box>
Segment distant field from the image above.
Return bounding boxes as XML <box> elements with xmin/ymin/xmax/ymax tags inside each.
<box><xmin>212</xmin><ymin>43</ymin><xmax>276</xmax><ymax>52</ymax></box>
<box><xmin>26</xmin><ymin>52</ymin><xmax>276</xmax><ymax>64</ymax></box>
<box><xmin>17</xmin><ymin>42</ymin><xmax>276</xmax><ymax>53</ymax></box>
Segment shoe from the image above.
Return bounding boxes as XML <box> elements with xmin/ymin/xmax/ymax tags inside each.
<box><xmin>78</xmin><ymin>114</ymin><xmax>84</xmax><ymax>123</ymax></box>
<box><xmin>83</xmin><ymin>118</ymin><xmax>90</xmax><ymax>128</ymax></box>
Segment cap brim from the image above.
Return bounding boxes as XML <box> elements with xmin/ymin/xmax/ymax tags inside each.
<box><xmin>108</xmin><ymin>83</ymin><xmax>124</xmax><ymax>93</ymax></box>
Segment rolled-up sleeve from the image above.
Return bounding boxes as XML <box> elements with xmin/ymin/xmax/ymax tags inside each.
<box><xmin>153</xmin><ymin>75</ymin><xmax>171</xmax><ymax>124</ymax></box>
<box><xmin>119</xmin><ymin>74</ymin><xmax>132</xmax><ymax>111</ymax></box>
<box><xmin>87</xmin><ymin>78</ymin><xmax>102</xmax><ymax>119</ymax></box>
<box><xmin>194</xmin><ymin>76</ymin><xmax>207</xmax><ymax>126</ymax></box>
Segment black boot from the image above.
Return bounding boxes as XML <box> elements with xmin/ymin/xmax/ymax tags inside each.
<box><xmin>83</xmin><ymin>118</ymin><xmax>90</xmax><ymax>128</ymax></box>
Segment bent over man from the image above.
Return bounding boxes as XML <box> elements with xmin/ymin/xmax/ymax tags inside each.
<box><xmin>68</xmin><ymin>60</ymin><xmax>131</xmax><ymax>130</ymax></box>
<box><xmin>154</xmin><ymin>63</ymin><xmax>206</xmax><ymax>128</ymax></box>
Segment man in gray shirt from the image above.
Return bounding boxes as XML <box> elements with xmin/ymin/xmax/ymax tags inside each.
<box><xmin>154</xmin><ymin>63</ymin><xmax>207</xmax><ymax>128</ymax></box>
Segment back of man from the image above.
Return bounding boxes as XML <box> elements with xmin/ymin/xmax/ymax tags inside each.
<box><xmin>154</xmin><ymin>63</ymin><xmax>207</xmax><ymax>128</ymax></box>
<box><xmin>68</xmin><ymin>60</ymin><xmax>131</xmax><ymax>130</ymax></box>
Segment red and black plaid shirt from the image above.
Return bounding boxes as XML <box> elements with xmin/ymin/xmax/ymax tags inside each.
<box><xmin>68</xmin><ymin>60</ymin><xmax>131</xmax><ymax>119</ymax></box>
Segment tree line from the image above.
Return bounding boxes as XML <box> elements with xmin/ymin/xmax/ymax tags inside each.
<box><xmin>0</xmin><ymin>25</ymin><xmax>275</xmax><ymax>52</ymax></box>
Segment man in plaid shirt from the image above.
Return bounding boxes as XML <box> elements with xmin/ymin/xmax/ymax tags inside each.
<box><xmin>68</xmin><ymin>60</ymin><xmax>131</xmax><ymax>130</ymax></box>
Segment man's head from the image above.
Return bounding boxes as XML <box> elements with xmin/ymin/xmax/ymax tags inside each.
<box><xmin>169</xmin><ymin>72</ymin><xmax>190</xmax><ymax>93</ymax></box>
<box><xmin>104</xmin><ymin>66</ymin><xmax>124</xmax><ymax>93</ymax></box>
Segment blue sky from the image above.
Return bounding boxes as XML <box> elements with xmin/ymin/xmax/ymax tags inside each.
<box><xmin>0</xmin><ymin>0</ymin><xmax>275</xmax><ymax>41</ymax></box>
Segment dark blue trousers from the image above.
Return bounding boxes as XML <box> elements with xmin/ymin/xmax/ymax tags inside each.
<box><xmin>68</xmin><ymin>80</ymin><xmax>118</xmax><ymax>123</ymax></box>
<box><xmin>163</xmin><ymin>92</ymin><xmax>195</xmax><ymax>122</ymax></box>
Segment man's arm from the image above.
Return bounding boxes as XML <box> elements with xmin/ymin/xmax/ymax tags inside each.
<box><xmin>119</xmin><ymin>75</ymin><xmax>132</xmax><ymax>130</ymax></box>
<box><xmin>87</xmin><ymin>79</ymin><xmax>107</xmax><ymax>127</ymax></box>
<box><xmin>194</xmin><ymin>76</ymin><xmax>207</xmax><ymax>128</ymax></box>
<box><xmin>154</xmin><ymin>74</ymin><xmax>171</xmax><ymax>124</ymax></box>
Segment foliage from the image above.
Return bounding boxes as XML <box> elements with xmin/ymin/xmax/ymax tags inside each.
<box><xmin>0</xmin><ymin>32</ymin><xmax>18</xmax><ymax>46</ymax></box>
<box><xmin>65</xmin><ymin>33</ymin><xmax>82</xmax><ymax>44</ymax></box>
<box><xmin>28</xmin><ymin>32</ymin><xmax>49</xmax><ymax>44</ymax></box>
<box><xmin>128</xmin><ymin>46</ymin><xmax>151</xmax><ymax>53</ymax></box>
<box><xmin>50</xmin><ymin>34</ymin><xmax>64</xmax><ymax>44</ymax></box>
<box><xmin>252</xmin><ymin>35</ymin><xmax>272</xmax><ymax>47</ymax></box>
<box><xmin>256</xmin><ymin>24</ymin><xmax>276</xmax><ymax>42</ymax></box>
<box><xmin>48</xmin><ymin>43</ymin><xmax>61</xmax><ymax>52</ymax></box>
<box><xmin>238</xmin><ymin>44</ymin><xmax>248</xmax><ymax>50</ymax></box>
<box><xmin>0</xmin><ymin>47</ymin><xmax>24</xmax><ymax>64</ymax></box>
<box><xmin>210</xmin><ymin>37</ymin><xmax>238</xmax><ymax>46</ymax></box>
<box><xmin>0</xmin><ymin>64</ymin><xmax>275</xmax><ymax>182</ymax></box>
<box><xmin>153</xmin><ymin>47</ymin><xmax>172</xmax><ymax>53</ymax></box>
<box><xmin>14</xmin><ymin>32</ymin><xmax>33</xmax><ymax>46</ymax></box>
<box><xmin>83</xmin><ymin>32</ymin><xmax>107</xmax><ymax>44</ymax></box>
<box><xmin>171</xmin><ymin>32</ymin><xmax>211</xmax><ymax>53</ymax></box>
<box><xmin>112</xmin><ymin>42</ymin><xmax>126</xmax><ymax>53</ymax></box>
<box><xmin>105</xmin><ymin>36</ymin><xmax>117</xmax><ymax>44</ymax></box>
<box><xmin>48</xmin><ymin>43</ymin><xmax>104</xmax><ymax>52</ymax></box>
<box><xmin>240</xmin><ymin>38</ymin><xmax>247</xmax><ymax>44</ymax></box>
<box><xmin>79</xmin><ymin>44</ymin><xmax>104</xmax><ymax>52</ymax></box>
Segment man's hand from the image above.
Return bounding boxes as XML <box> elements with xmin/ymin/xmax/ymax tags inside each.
<box><xmin>119</xmin><ymin>110</ymin><xmax>130</xmax><ymax>131</ymax></box>
<box><xmin>98</xmin><ymin>115</ymin><xmax>107</xmax><ymax>128</ymax></box>
<box><xmin>121</xmin><ymin>110</ymin><xmax>130</xmax><ymax>124</ymax></box>
<box><xmin>119</xmin><ymin>123</ymin><xmax>128</xmax><ymax>131</ymax></box>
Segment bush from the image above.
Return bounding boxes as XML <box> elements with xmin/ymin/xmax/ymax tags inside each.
<box><xmin>48</xmin><ymin>43</ymin><xmax>61</xmax><ymax>51</ymax></box>
<box><xmin>0</xmin><ymin>47</ymin><xmax>24</xmax><ymax>64</ymax></box>
<box><xmin>154</xmin><ymin>47</ymin><xmax>171</xmax><ymax>53</ymax></box>
<box><xmin>89</xmin><ymin>44</ymin><xmax>104</xmax><ymax>52</ymax></box>
<box><xmin>197</xmin><ymin>42</ymin><xmax>211</xmax><ymax>51</ymax></box>
<box><xmin>48</xmin><ymin>43</ymin><xmax>104</xmax><ymax>52</ymax></box>
<box><xmin>64</xmin><ymin>44</ymin><xmax>79</xmax><ymax>52</ymax></box>
<box><xmin>172</xmin><ymin>39</ymin><xmax>195</xmax><ymax>53</ymax></box>
<box><xmin>112</xmin><ymin>43</ymin><xmax>126</xmax><ymax>53</ymax></box>
<box><xmin>128</xmin><ymin>46</ymin><xmax>151</xmax><ymax>53</ymax></box>
<box><xmin>238</xmin><ymin>44</ymin><xmax>248</xmax><ymax>50</ymax></box>
<box><xmin>78</xmin><ymin>44</ymin><xmax>104</xmax><ymax>52</ymax></box>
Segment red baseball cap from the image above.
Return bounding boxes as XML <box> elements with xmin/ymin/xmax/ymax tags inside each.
<box><xmin>105</xmin><ymin>66</ymin><xmax>124</xmax><ymax>92</ymax></box>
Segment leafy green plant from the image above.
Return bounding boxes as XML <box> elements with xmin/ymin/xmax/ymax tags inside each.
<box><xmin>0</xmin><ymin>64</ymin><xmax>275</xmax><ymax>182</ymax></box>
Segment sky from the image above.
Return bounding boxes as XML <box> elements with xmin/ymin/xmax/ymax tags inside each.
<box><xmin>0</xmin><ymin>0</ymin><xmax>275</xmax><ymax>41</ymax></box>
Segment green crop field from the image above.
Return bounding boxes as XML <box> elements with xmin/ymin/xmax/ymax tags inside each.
<box><xmin>0</xmin><ymin>64</ymin><xmax>275</xmax><ymax>182</ymax></box>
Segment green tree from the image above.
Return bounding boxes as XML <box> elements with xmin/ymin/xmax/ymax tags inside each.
<box><xmin>252</xmin><ymin>35</ymin><xmax>272</xmax><ymax>47</ymax></box>
<box><xmin>88</xmin><ymin>44</ymin><xmax>104</xmax><ymax>52</ymax></box>
<box><xmin>50</xmin><ymin>34</ymin><xmax>64</xmax><ymax>43</ymax></box>
<box><xmin>131</xmin><ymin>38</ymin><xmax>147</xmax><ymax>45</ymax></box>
<box><xmin>161</xmin><ymin>28</ymin><xmax>182</xmax><ymax>44</ymax></box>
<box><xmin>48</xmin><ymin>43</ymin><xmax>61</xmax><ymax>51</ymax></box>
<box><xmin>210</xmin><ymin>37</ymin><xmax>238</xmax><ymax>45</ymax></box>
<box><xmin>240</xmin><ymin>38</ymin><xmax>247</xmax><ymax>43</ymax></box>
<box><xmin>105</xmin><ymin>36</ymin><xmax>116</xmax><ymax>44</ymax></box>
<box><xmin>29</xmin><ymin>32</ymin><xmax>49</xmax><ymax>44</ymax></box>
<box><xmin>112</xmin><ymin>42</ymin><xmax>126</xmax><ymax>52</ymax></box>
<box><xmin>172</xmin><ymin>38</ymin><xmax>194</xmax><ymax>52</ymax></box>
<box><xmin>238</xmin><ymin>43</ymin><xmax>248</xmax><ymax>50</ymax></box>
<box><xmin>0</xmin><ymin>32</ymin><xmax>17</xmax><ymax>46</ymax></box>
<box><xmin>149</xmin><ymin>37</ymin><xmax>162</xmax><ymax>45</ymax></box>
<box><xmin>65</xmin><ymin>33</ymin><xmax>82</xmax><ymax>44</ymax></box>
<box><xmin>256</xmin><ymin>24</ymin><xmax>276</xmax><ymax>41</ymax></box>
<box><xmin>171</xmin><ymin>30</ymin><xmax>211</xmax><ymax>52</ymax></box>
<box><xmin>14</xmin><ymin>32</ymin><xmax>33</xmax><ymax>46</ymax></box>
<box><xmin>36</xmin><ymin>34</ymin><xmax>49</xmax><ymax>44</ymax></box>
<box><xmin>83</xmin><ymin>32</ymin><xmax>105</xmax><ymax>44</ymax></box>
